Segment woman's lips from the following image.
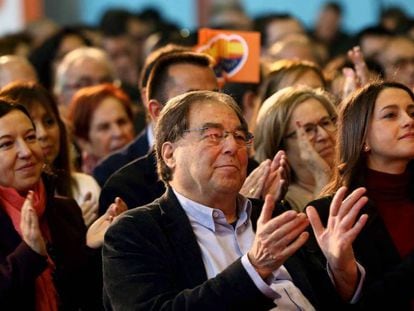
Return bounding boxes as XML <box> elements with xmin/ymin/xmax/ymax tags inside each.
<box><xmin>399</xmin><ymin>132</ymin><xmax>414</xmax><ymax>140</ymax></box>
<box><xmin>17</xmin><ymin>162</ymin><xmax>36</xmax><ymax>171</ymax></box>
<box><xmin>318</xmin><ymin>145</ymin><xmax>334</xmax><ymax>157</ymax></box>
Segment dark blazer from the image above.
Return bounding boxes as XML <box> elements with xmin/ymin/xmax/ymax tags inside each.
<box><xmin>93</xmin><ymin>128</ymin><xmax>150</xmax><ymax>187</ymax></box>
<box><xmin>98</xmin><ymin>150</ymin><xmax>165</xmax><ymax>215</ymax></box>
<box><xmin>0</xmin><ymin>175</ymin><xmax>101</xmax><ymax>310</ymax></box>
<box><xmin>98</xmin><ymin>150</ymin><xmax>259</xmax><ymax>215</ymax></box>
<box><xmin>308</xmin><ymin>196</ymin><xmax>414</xmax><ymax>310</ymax></box>
<box><xmin>103</xmin><ymin>187</ymin><xmax>350</xmax><ymax>310</ymax></box>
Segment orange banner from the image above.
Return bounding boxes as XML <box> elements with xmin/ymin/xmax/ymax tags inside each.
<box><xmin>197</xmin><ymin>28</ymin><xmax>260</xmax><ymax>84</ymax></box>
<box><xmin>24</xmin><ymin>0</ymin><xmax>43</xmax><ymax>22</ymax></box>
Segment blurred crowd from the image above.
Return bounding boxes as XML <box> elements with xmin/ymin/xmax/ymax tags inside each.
<box><xmin>0</xmin><ymin>1</ymin><xmax>414</xmax><ymax>310</ymax></box>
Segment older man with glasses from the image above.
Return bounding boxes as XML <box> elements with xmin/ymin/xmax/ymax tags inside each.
<box><xmin>103</xmin><ymin>90</ymin><xmax>368</xmax><ymax>310</ymax></box>
<box><xmin>53</xmin><ymin>47</ymin><xmax>117</xmax><ymax>119</ymax></box>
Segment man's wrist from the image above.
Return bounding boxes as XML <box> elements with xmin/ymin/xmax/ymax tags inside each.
<box><xmin>247</xmin><ymin>252</ymin><xmax>273</xmax><ymax>279</ymax></box>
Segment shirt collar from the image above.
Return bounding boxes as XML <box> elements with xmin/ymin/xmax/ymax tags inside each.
<box><xmin>147</xmin><ymin>123</ymin><xmax>155</xmax><ymax>146</ymax></box>
<box><xmin>173</xmin><ymin>189</ymin><xmax>252</xmax><ymax>232</ymax></box>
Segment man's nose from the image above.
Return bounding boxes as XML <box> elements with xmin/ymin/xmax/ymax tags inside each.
<box><xmin>221</xmin><ymin>133</ymin><xmax>240</xmax><ymax>153</ymax></box>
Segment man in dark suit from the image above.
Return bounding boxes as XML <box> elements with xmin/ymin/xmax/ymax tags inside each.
<box><xmin>92</xmin><ymin>45</ymin><xmax>190</xmax><ymax>187</ymax></box>
<box><xmin>93</xmin><ymin>128</ymin><xmax>150</xmax><ymax>187</ymax></box>
<box><xmin>103</xmin><ymin>91</ymin><xmax>368</xmax><ymax>310</ymax></box>
<box><xmin>98</xmin><ymin>51</ymin><xmax>218</xmax><ymax>214</ymax></box>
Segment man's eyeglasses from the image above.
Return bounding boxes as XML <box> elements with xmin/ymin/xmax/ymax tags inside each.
<box><xmin>184</xmin><ymin>125</ymin><xmax>254</xmax><ymax>147</ymax></box>
<box><xmin>285</xmin><ymin>117</ymin><xmax>336</xmax><ymax>140</ymax></box>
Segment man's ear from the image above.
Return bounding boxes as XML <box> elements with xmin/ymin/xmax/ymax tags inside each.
<box><xmin>148</xmin><ymin>99</ymin><xmax>163</xmax><ymax>121</ymax></box>
<box><xmin>161</xmin><ymin>142</ymin><xmax>176</xmax><ymax>169</ymax></box>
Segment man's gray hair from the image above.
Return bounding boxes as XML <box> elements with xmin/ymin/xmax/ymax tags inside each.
<box><xmin>53</xmin><ymin>47</ymin><xmax>116</xmax><ymax>96</ymax></box>
<box><xmin>155</xmin><ymin>90</ymin><xmax>248</xmax><ymax>183</ymax></box>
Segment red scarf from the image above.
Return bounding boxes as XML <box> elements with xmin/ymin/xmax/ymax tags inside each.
<box><xmin>0</xmin><ymin>180</ymin><xmax>59</xmax><ymax>311</ymax></box>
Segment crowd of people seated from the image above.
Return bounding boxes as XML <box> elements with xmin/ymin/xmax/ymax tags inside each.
<box><xmin>0</xmin><ymin>2</ymin><xmax>414</xmax><ymax>310</ymax></box>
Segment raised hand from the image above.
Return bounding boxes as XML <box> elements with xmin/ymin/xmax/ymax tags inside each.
<box><xmin>347</xmin><ymin>46</ymin><xmax>369</xmax><ymax>87</ymax></box>
<box><xmin>262</xmin><ymin>150</ymin><xmax>289</xmax><ymax>201</ymax></box>
<box><xmin>20</xmin><ymin>191</ymin><xmax>47</xmax><ymax>256</ymax></box>
<box><xmin>240</xmin><ymin>151</ymin><xmax>289</xmax><ymax>201</ymax></box>
<box><xmin>306</xmin><ymin>186</ymin><xmax>368</xmax><ymax>300</ymax></box>
<box><xmin>86</xmin><ymin>197</ymin><xmax>128</xmax><ymax>249</ymax></box>
<box><xmin>342</xmin><ymin>46</ymin><xmax>370</xmax><ymax>98</ymax></box>
<box><xmin>248</xmin><ymin>195</ymin><xmax>309</xmax><ymax>279</ymax></box>
<box><xmin>342</xmin><ymin>67</ymin><xmax>358</xmax><ymax>99</ymax></box>
<box><xmin>79</xmin><ymin>191</ymin><xmax>98</xmax><ymax>227</ymax></box>
<box><xmin>240</xmin><ymin>159</ymin><xmax>271</xmax><ymax>199</ymax></box>
<box><xmin>295</xmin><ymin>121</ymin><xmax>331</xmax><ymax>193</ymax></box>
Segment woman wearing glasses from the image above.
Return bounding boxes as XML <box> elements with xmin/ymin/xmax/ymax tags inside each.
<box><xmin>254</xmin><ymin>86</ymin><xmax>337</xmax><ymax>211</ymax></box>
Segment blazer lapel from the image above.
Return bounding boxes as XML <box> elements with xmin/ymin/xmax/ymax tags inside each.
<box><xmin>158</xmin><ymin>188</ymin><xmax>208</xmax><ymax>288</ymax></box>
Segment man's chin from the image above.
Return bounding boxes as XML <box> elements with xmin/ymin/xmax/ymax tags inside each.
<box><xmin>215</xmin><ymin>179</ymin><xmax>244</xmax><ymax>194</ymax></box>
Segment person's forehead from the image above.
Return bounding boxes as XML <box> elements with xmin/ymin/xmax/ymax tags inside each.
<box><xmin>386</xmin><ymin>39</ymin><xmax>414</xmax><ymax>57</ymax></box>
<box><xmin>187</xmin><ymin>100</ymin><xmax>240</xmax><ymax>126</ymax></box>
<box><xmin>91</xmin><ymin>97</ymin><xmax>126</xmax><ymax>122</ymax></box>
<box><xmin>168</xmin><ymin>63</ymin><xmax>216</xmax><ymax>80</ymax></box>
<box><xmin>3</xmin><ymin>62</ymin><xmax>37</xmax><ymax>82</ymax></box>
<box><xmin>290</xmin><ymin>98</ymin><xmax>328</xmax><ymax>123</ymax></box>
<box><xmin>29</xmin><ymin>102</ymin><xmax>50</xmax><ymax>117</ymax></box>
<box><xmin>375</xmin><ymin>87</ymin><xmax>412</xmax><ymax>106</ymax></box>
<box><xmin>67</xmin><ymin>59</ymin><xmax>111</xmax><ymax>79</ymax></box>
<box><xmin>0</xmin><ymin>110</ymin><xmax>33</xmax><ymax>133</ymax></box>
<box><xmin>167</xmin><ymin>63</ymin><xmax>218</xmax><ymax>95</ymax></box>
<box><xmin>70</xmin><ymin>57</ymin><xmax>109</xmax><ymax>72</ymax></box>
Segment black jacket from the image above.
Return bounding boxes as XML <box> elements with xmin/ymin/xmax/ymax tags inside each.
<box><xmin>103</xmin><ymin>187</ymin><xmax>351</xmax><ymax>310</ymax></box>
<box><xmin>308</xmin><ymin>196</ymin><xmax>414</xmax><ymax>310</ymax></box>
<box><xmin>0</xmin><ymin>175</ymin><xmax>101</xmax><ymax>310</ymax></box>
<box><xmin>93</xmin><ymin>128</ymin><xmax>150</xmax><ymax>187</ymax></box>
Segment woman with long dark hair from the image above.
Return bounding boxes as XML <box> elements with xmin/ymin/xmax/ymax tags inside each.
<box><xmin>308</xmin><ymin>81</ymin><xmax>414</xmax><ymax>309</ymax></box>
<box><xmin>0</xmin><ymin>81</ymin><xmax>100</xmax><ymax>226</ymax></box>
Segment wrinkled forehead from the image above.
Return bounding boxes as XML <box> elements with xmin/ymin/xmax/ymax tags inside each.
<box><xmin>67</xmin><ymin>58</ymin><xmax>112</xmax><ymax>80</ymax></box>
<box><xmin>187</xmin><ymin>99</ymin><xmax>243</xmax><ymax>128</ymax></box>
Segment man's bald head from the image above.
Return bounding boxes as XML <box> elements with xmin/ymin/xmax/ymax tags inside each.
<box><xmin>0</xmin><ymin>55</ymin><xmax>38</xmax><ymax>88</ymax></box>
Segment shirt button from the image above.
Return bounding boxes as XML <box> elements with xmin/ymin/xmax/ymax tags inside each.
<box><xmin>213</xmin><ymin>211</ymin><xmax>219</xmax><ymax>218</ymax></box>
